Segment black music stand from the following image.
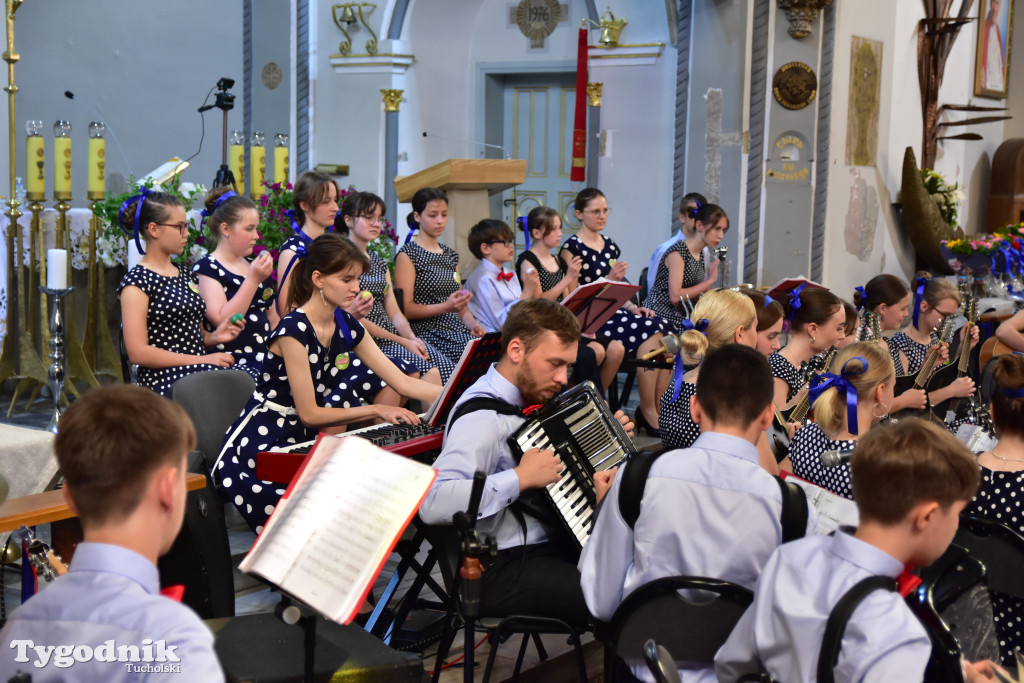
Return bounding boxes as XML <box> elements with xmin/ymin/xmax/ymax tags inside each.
<box><xmin>562</xmin><ymin>280</ymin><xmax>640</xmax><ymax>335</ymax></box>
<box><xmin>424</xmin><ymin>332</ymin><xmax>505</xmax><ymax>426</ymax></box>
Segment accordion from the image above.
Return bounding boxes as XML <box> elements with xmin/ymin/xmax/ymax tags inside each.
<box><xmin>507</xmin><ymin>381</ymin><xmax>635</xmax><ymax>549</ymax></box>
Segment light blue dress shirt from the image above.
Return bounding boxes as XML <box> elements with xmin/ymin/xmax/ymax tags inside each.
<box><xmin>0</xmin><ymin>542</ymin><xmax>224</xmax><ymax>682</ymax></box>
<box><xmin>465</xmin><ymin>259</ymin><xmax>521</xmax><ymax>333</ymax></box>
<box><xmin>579</xmin><ymin>432</ymin><xmax>818</xmax><ymax>683</ymax></box>
<box><xmin>419</xmin><ymin>365</ymin><xmax>551</xmax><ymax>550</ymax></box>
<box><xmin>647</xmin><ymin>235</ymin><xmax>711</xmax><ymax>293</ymax></box>
<box><xmin>715</xmin><ymin>530</ymin><xmax>932</xmax><ymax>683</ymax></box>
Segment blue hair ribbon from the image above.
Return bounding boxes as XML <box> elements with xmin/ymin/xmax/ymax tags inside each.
<box><xmin>912</xmin><ymin>277</ymin><xmax>928</xmax><ymax>329</ymax></box>
<box><xmin>763</xmin><ymin>293</ymin><xmax>774</xmax><ymax>308</ymax></box>
<box><xmin>199</xmin><ymin>190</ymin><xmax>238</xmax><ymax>231</ymax></box>
<box><xmin>275</xmin><ymin>238</ymin><xmax>309</xmax><ymax>316</ymax></box>
<box><xmin>284</xmin><ymin>209</ymin><xmax>306</xmax><ymax>239</ymax></box>
<box><xmin>118</xmin><ymin>186</ymin><xmax>153</xmax><ymax>256</ymax></box>
<box><xmin>670</xmin><ymin>318</ymin><xmax>709</xmax><ymax>402</ymax></box>
<box><xmin>853</xmin><ymin>286</ymin><xmax>865</xmax><ymax>311</ymax></box>
<box><xmin>787</xmin><ymin>283</ymin><xmax>807</xmax><ymax>321</ymax></box>
<box><xmin>1000</xmin><ymin>385</ymin><xmax>1024</xmax><ymax>399</ymax></box>
<box><xmin>517</xmin><ymin>215</ymin><xmax>530</xmax><ymax>249</ymax></box>
<box><xmin>808</xmin><ymin>356</ymin><xmax>868</xmax><ymax>435</ymax></box>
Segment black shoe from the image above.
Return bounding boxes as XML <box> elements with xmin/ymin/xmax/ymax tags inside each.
<box><xmin>634</xmin><ymin>411</ymin><xmax>660</xmax><ymax>438</ymax></box>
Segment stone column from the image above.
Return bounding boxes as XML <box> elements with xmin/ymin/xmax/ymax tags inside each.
<box><xmin>381</xmin><ymin>89</ymin><xmax>403</xmax><ymax>230</ymax></box>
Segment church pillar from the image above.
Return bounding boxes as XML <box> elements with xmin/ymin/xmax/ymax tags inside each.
<box><xmin>586</xmin><ymin>83</ymin><xmax>602</xmax><ymax>187</ymax></box>
<box><xmin>381</xmin><ymin>89</ymin><xmax>403</xmax><ymax>229</ymax></box>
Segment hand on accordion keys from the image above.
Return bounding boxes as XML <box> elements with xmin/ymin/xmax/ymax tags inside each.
<box><xmin>514</xmin><ymin>447</ymin><xmax>563</xmax><ymax>491</ymax></box>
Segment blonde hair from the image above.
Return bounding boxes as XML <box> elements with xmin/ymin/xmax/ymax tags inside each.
<box><xmin>813</xmin><ymin>341</ymin><xmax>894</xmax><ymax>436</ymax></box>
<box><xmin>680</xmin><ymin>289</ymin><xmax>757</xmax><ymax>366</ymax></box>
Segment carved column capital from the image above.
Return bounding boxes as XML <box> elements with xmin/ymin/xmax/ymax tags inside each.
<box><xmin>380</xmin><ymin>88</ymin><xmax>403</xmax><ymax>112</ymax></box>
<box><xmin>777</xmin><ymin>0</ymin><xmax>833</xmax><ymax>40</ymax></box>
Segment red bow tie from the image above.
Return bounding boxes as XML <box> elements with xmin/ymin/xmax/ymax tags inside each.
<box><xmin>497</xmin><ymin>271</ymin><xmax>515</xmax><ymax>282</ymax></box>
<box><xmin>897</xmin><ymin>564</ymin><xmax>922</xmax><ymax>597</ymax></box>
<box><xmin>160</xmin><ymin>585</ymin><xmax>185</xmax><ymax>602</ymax></box>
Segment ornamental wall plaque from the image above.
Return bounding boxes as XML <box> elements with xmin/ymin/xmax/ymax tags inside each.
<box><xmin>512</xmin><ymin>0</ymin><xmax>563</xmax><ymax>48</ymax></box>
<box><xmin>772</xmin><ymin>61</ymin><xmax>818</xmax><ymax>110</ymax></box>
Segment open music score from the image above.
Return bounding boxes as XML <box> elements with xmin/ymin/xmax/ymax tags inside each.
<box><xmin>561</xmin><ymin>278</ymin><xmax>640</xmax><ymax>335</ymax></box>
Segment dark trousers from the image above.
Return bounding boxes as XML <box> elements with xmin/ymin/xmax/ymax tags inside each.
<box><xmin>572</xmin><ymin>341</ymin><xmax>605</xmax><ymax>396</ymax></box>
<box><xmin>479</xmin><ymin>541</ymin><xmax>591</xmax><ymax>629</ymax></box>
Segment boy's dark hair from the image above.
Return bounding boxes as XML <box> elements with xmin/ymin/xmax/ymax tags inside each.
<box><xmin>468</xmin><ymin>219</ymin><xmax>514</xmax><ymax>259</ymax></box>
<box><xmin>501</xmin><ymin>298</ymin><xmax>580</xmax><ymax>354</ymax></box>
<box><xmin>202</xmin><ymin>187</ymin><xmax>258</xmax><ymax>250</ymax></box>
<box><xmin>287</xmin><ymin>233</ymin><xmax>371</xmax><ymax>311</ymax></box>
<box><xmin>991</xmin><ymin>354</ymin><xmax>1024</xmax><ymax>439</ymax></box>
<box><xmin>118</xmin><ymin>191</ymin><xmax>183</xmax><ymax>242</ymax></box>
<box><xmin>55</xmin><ymin>385</ymin><xmax>196</xmax><ymax>527</ymax></box>
<box><xmin>853</xmin><ymin>274</ymin><xmax>909</xmax><ymax>311</ymax></box>
<box><xmin>851</xmin><ymin>419</ymin><xmax>980</xmax><ymax>525</ymax></box>
<box><xmin>695</xmin><ymin>344</ymin><xmax>774</xmax><ymax>427</ymax></box>
<box><xmin>337</xmin><ymin>191</ymin><xmax>385</xmax><ymax>237</ymax></box>
<box><xmin>678</xmin><ymin>191</ymin><xmax>707</xmax><ymax>218</ymax></box>
<box><xmin>292</xmin><ymin>170</ymin><xmax>338</xmax><ymax>226</ymax></box>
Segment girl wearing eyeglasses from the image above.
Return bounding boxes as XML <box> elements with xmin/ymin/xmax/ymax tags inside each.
<box><xmin>394</xmin><ymin>187</ymin><xmax>486</xmax><ymax>367</ymax></box>
<box><xmin>118</xmin><ymin>190</ymin><xmax>242</xmax><ymax>396</ymax></box>
<box><xmin>192</xmin><ymin>187</ymin><xmax>277</xmax><ymax>382</ymax></box>
<box><xmin>338</xmin><ymin>190</ymin><xmax>449</xmax><ymax>384</ymax></box>
<box><xmin>560</xmin><ymin>187</ymin><xmax>671</xmax><ymax>435</ymax></box>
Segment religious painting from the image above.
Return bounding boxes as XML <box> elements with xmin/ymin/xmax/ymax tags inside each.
<box><xmin>844</xmin><ymin>37</ymin><xmax>882</xmax><ymax>167</ymax></box>
<box><xmin>975</xmin><ymin>0</ymin><xmax>1014</xmax><ymax>98</ymax></box>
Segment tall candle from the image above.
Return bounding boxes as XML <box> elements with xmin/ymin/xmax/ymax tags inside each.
<box><xmin>250</xmin><ymin>145</ymin><xmax>265</xmax><ymax>198</ymax></box>
<box><xmin>229</xmin><ymin>144</ymin><xmax>245</xmax><ymax>193</ymax></box>
<box><xmin>25</xmin><ymin>130</ymin><xmax>45</xmax><ymax>199</ymax></box>
<box><xmin>273</xmin><ymin>145</ymin><xmax>288</xmax><ymax>185</ymax></box>
<box><xmin>87</xmin><ymin>137</ymin><xmax>105</xmax><ymax>198</ymax></box>
<box><xmin>47</xmin><ymin>249</ymin><xmax>67</xmax><ymax>290</ymax></box>
<box><xmin>53</xmin><ymin>120</ymin><xmax>72</xmax><ymax>198</ymax></box>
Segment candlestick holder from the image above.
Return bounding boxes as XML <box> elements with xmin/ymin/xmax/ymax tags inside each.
<box><xmin>27</xmin><ymin>198</ymin><xmax>47</xmax><ymax>351</ymax></box>
<box><xmin>84</xmin><ymin>201</ymin><xmax>122</xmax><ymax>380</ymax></box>
<box><xmin>41</xmin><ymin>286</ymin><xmax>72</xmax><ymax>434</ymax></box>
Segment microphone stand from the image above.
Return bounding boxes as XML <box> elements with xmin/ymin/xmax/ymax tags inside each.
<box><xmin>452</xmin><ymin>471</ymin><xmax>496</xmax><ymax>683</ymax></box>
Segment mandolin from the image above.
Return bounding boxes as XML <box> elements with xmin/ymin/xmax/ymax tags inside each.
<box><xmin>891</xmin><ymin>315</ymin><xmax>956</xmax><ymax>423</ymax></box>
<box><xmin>931</xmin><ymin>296</ymin><xmax>979</xmax><ymax>423</ymax></box>
<box><xmin>20</xmin><ymin>525</ymin><xmax>68</xmax><ymax>586</ymax></box>
<box><xmin>780</xmin><ymin>347</ymin><xmax>839</xmax><ymax>425</ymax></box>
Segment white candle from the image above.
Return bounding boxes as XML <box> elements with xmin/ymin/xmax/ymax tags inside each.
<box><xmin>47</xmin><ymin>249</ymin><xmax>67</xmax><ymax>290</ymax></box>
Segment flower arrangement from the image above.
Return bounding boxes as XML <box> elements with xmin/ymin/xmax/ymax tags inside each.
<box><xmin>921</xmin><ymin>168</ymin><xmax>964</xmax><ymax>231</ymax></box>
<box><xmin>941</xmin><ymin>222</ymin><xmax>1024</xmax><ymax>276</ymax></box>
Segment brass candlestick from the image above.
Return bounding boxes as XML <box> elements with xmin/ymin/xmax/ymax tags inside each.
<box><xmin>84</xmin><ymin>199</ymin><xmax>121</xmax><ymax>380</ymax></box>
<box><xmin>41</xmin><ymin>286</ymin><xmax>70</xmax><ymax>433</ymax></box>
<box><xmin>27</xmin><ymin>195</ymin><xmax>46</xmax><ymax>350</ymax></box>
<box><xmin>53</xmin><ymin>194</ymin><xmax>99</xmax><ymax>397</ymax></box>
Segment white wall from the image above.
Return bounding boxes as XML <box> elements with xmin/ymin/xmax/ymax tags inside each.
<box><xmin>313</xmin><ymin>0</ymin><xmax>677</xmax><ymax>275</ymax></box>
<box><xmin>820</xmin><ymin>0</ymin><xmax>1015</xmax><ymax>298</ymax></box>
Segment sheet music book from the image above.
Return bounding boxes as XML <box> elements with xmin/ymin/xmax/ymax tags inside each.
<box><xmin>239</xmin><ymin>434</ymin><xmax>436</xmax><ymax>625</ymax></box>
<box><xmin>422</xmin><ymin>331</ymin><xmax>504</xmax><ymax>426</ymax></box>
<box><xmin>781</xmin><ymin>471</ymin><xmax>859</xmax><ymax>536</ymax></box>
<box><xmin>766</xmin><ymin>277</ymin><xmax>827</xmax><ymax>299</ymax></box>
<box><xmin>561</xmin><ymin>278</ymin><xmax>641</xmax><ymax>335</ymax></box>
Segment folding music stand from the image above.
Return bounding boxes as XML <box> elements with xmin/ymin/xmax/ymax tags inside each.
<box><xmin>561</xmin><ymin>279</ymin><xmax>641</xmax><ymax>335</ymax></box>
<box><xmin>423</xmin><ymin>332</ymin><xmax>505</xmax><ymax>426</ymax></box>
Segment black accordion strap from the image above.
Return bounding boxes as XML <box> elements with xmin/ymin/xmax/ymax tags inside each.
<box><xmin>774</xmin><ymin>476</ymin><xmax>809</xmax><ymax>543</ymax></box>
<box><xmin>816</xmin><ymin>575</ymin><xmax>897</xmax><ymax>683</ymax></box>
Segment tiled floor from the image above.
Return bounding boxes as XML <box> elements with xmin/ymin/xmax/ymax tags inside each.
<box><xmin>1</xmin><ymin>379</ymin><xmax>654</xmax><ymax>681</ymax></box>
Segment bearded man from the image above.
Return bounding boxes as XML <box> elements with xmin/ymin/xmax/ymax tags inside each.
<box><xmin>419</xmin><ymin>297</ymin><xmax>631</xmax><ymax>626</ymax></box>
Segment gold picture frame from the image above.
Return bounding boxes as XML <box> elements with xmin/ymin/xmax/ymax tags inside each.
<box><xmin>974</xmin><ymin>0</ymin><xmax>1014</xmax><ymax>99</ymax></box>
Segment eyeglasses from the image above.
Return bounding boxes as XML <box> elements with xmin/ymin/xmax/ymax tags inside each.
<box><xmin>358</xmin><ymin>214</ymin><xmax>384</xmax><ymax>225</ymax></box>
<box><xmin>157</xmin><ymin>222</ymin><xmax>190</xmax><ymax>235</ymax></box>
<box><xmin>487</xmin><ymin>240</ymin><xmax>514</xmax><ymax>248</ymax></box>
<box><xmin>583</xmin><ymin>207</ymin><xmax>611</xmax><ymax>216</ymax></box>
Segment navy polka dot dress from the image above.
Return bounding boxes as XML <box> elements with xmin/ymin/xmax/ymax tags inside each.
<box><xmin>769</xmin><ymin>351</ymin><xmax>805</xmax><ymax>402</ymax></box>
<box><xmin>643</xmin><ymin>240</ymin><xmax>704</xmax><ymax>326</ymax></box>
<box><xmin>964</xmin><ymin>466</ymin><xmax>1024</xmax><ymax>665</ymax></box>
<box><xmin>890</xmin><ymin>330</ymin><xmax>938</xmax><ymax>376</ymax></box>
<box><xmin>217</xmin><ymin>308</ymin><xmax>371</xmax><ymax>533</ymax></box>
<box><xmin>398</xmin><ymin>241</ymin><xmax>477</xmax><ymax>366</ymax></box>
<box><xmin>788</xmin><ymin>422</ymin><xmax>856</xmax><ymax>500</ymax></box>
<box><xmin>361</xmin><ymin>250</ymin><xmax>455</xmax><ymax>382</ymax></box>
<box><xmin>117</xmin><ymin>264</ymin><xmax>225</xmax><ymax>396</ymax></box>
<box><xmin>560</xmin><ymin>234</ymin><xmax>669</xmax><ymax>353</ymax></box>
<box><xmin>192</xmin><ymin>255</ymin><xmax>275</xmax><ymax>381</ymax></box>
<box><xmin>658</xmin><ymin>375</ymin><xmax>700</xmax><ymax>450</ymax></box>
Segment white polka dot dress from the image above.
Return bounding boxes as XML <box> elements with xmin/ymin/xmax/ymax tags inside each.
<box><xmin>658</xmin><ymin>377</ymin><xmax>700</xmax><ymax>450</ymax></box>
<box><xmin>398</xmin><ymin>241</ymin><xmax>477</xmax><ymax>365</ymax></box>
<box><xmin>964</xmin><ymin>465</ymin><xmax>1024</xmax><ymax>665</ymax></box>
<box><xmin>217</xmin><ymin>307</ymin><xmax>370</xmax><ymax>533</ymax></box>
<box><xmin>769</xmin><ymin>351</ymin><xmax>805</xmax><ymax>402</ymax></box>
<box><xmin>643</xmin><ymin>239</ymin><xmax>704</xmax><ymax>326</ymax></box>
<box><xmin>192</xmin><ymin>255</ymin><xmax>275</xmax><ymax>381</ymax></box>
<box><xmin>788</xmin><ymin>422</ymin><xmax>856</xmax><ymax>499</ymax></box>
<box><xmin>361</xmin><ymin>250</ymin><xmax>455</xmax><ymax>382</ymax></box>
<box><xmin>117</xmin><ymin>264</ymin><xmax>226</xmax><ymax>396</ymax></box>
<box><xmin>560</xmin><ymin>234</ymin><xmax>669</xmax><ymax>353</ymax></box>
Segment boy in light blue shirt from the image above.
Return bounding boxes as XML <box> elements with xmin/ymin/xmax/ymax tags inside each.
<box><xmin>465</xmin><ymin>218</ymin><xmax>541</xmax><ymax>332</ymax></box>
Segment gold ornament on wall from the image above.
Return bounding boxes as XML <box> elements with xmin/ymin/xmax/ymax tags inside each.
<box><xmin>380</xmin><ymin>89</ymin><xmax>403</xmax><ymax>113</ymax></box>
<box><xmin>772</xmin><ymin>62</ymin><xmax>817</xmax><ymax>110</ymax></box>
<box><xmin>586</xmin><ymin>82</ymin><xmax>603</xmax><ymax>107</ymax></box>
<box><xmin>777</xmin><ymin>0</ymin><xmax>833</xmax><ymax>40</ymax></box>
<box><xmin>512</xmin><ymin>0</ymin><xmax>563</xmax><ymax>49</ymax></box>
<box><xmin>332</xmin><ymin>3</ymin><xmax>379</xmax><ymax>56</ymax></box>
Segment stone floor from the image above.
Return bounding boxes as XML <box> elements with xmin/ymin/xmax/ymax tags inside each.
<box><xmin>0</xmin><ymin>377</ymin><xmax>656</xmax><ymax>682</ymax></box>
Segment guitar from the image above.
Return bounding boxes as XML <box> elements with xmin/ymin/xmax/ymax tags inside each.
<box><xmin>979</xmin><ymin>336</ymin><xmax>1018</xmax><ymax>370</ymax></box>
<box><xmin>891</xmin><ymin>315</ymin><xmax>957</xmax><ymax>424</ymax></box>
<box><xmin>20</xmin><ymin>525</ymin><xmax>68</xmax><ymax>585</ymax></box>
<box><xmin>931</xmin><ymin>296</ymin><xmax>979</xmax><ymax>423</ymax></box>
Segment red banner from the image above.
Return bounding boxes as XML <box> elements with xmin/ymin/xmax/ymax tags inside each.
<box><xmin>571</xmin><ymin>27</ymin><xmax>588</xmax><ymax>182</ymax></box>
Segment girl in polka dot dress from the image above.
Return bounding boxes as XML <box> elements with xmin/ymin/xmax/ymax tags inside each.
<box><xmin>193</xmin><ymin>188</ymin><xmax>277</xmax><ymax>382</ymax></box>
<box><xmin>517</xmin><ymin>206</ymin><xmax>624</xmax><ymax>391</ymax></box>
<box><xmin>963</xmin><ymin>354</ymin><xmax>1024</xmax><ymax>665</ymax></box>
<box><xmin>394</xmin><ymin>187</ymin><xmax>485</xmax><ymax>367</ymax></box>
<box><xmin>787</xmin><ymin>342</ymin><xmax>895</xmax><ymax>499</ymax></box>
<box><xmin>118</xmin><ymin>190</ymin><xmax>243</xmax><ymax>397</ymax></box>
<box><xmin>659</xmin><ymin>289</ymin><xmax>758</xmax><ymax>451</ymax></box>
<box><xmin>561</xmin><ymin>188</ymin><xmax>670</xmax><ymax>433</ymax></box>
<box><xmin>338</xmin><ymin>190</ymin><xmax>451</xmax><ymax>384</ymax></box>
<box><xmin>769</xmin><ymin>285</ymin><xmax>845</xmax><ymax>410</ymax></box>
<box><xmin>643</xmin><ymin>203</ymin><xmax>728</xmax><ymax>326</ymax></box>
<box><xmin>217</xmin><ymin>235</ymin><xmax>442</xmax><ymax>533</ymax></box>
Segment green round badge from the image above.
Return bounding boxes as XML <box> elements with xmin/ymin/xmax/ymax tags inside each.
<box><xmin>188</xmin><ymin>281</ymin><xmax>200</xmax><ymax>294</ymax></box>
<box><xmin>383</xmin><ymin>283</ymin><xmax>390</xmax><ymax>296</ymax></box>
<box><xmin>261</xmin><ymin>288</ymin><xmax>273</xmax><ymax>301</ymax></box>
<box><xmin>335</xmin><ymin>353</ymin><xmax>350</xmax><ymax>370</ymax></box>
<box><xmin>453</xmin><ymin>272</ymin><xmax>461</xmax><ymax>285</ymax></box>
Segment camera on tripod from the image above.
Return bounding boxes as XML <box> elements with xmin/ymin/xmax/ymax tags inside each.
<box><xmin>214</xmin><ymin>77</ymin><xmax>235</xmax><ymax>113</ymax></box>
<box><xmin>203</xmin><ymin>77</ymin><xmax>239</xmax><ymax>190</ymax></box>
